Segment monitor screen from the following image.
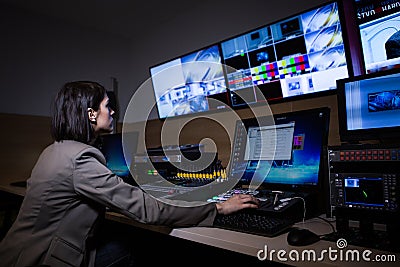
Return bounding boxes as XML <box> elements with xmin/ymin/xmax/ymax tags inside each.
<box><xmin>337</xmin><ymin>68</ymin><xmax>400</xmax><ymax>142</ymax></box>
<box><xmin>343</xmin><ymin>176</ymin><xmax>385</xmax><ymax>208</ymax></box>
<box><xmin>221</xmin><ymin>1</ymin><xmax>350</xmax><ymax>107</ymax></box>
<box><xmin>355</xmin><ymin>0</ymin><xmax>400</xmax><ymax>73</ymax></box>
<box><xmin>149</xmin><ymin>44</ymin><xmax>229</xmax><ymax>119</ymax></box>
<box><xmin>228</xmin><ymin>107</ymin><xmax>330</xmax><ymax>192</ymax></box>
<box><xmin>99</xmin><ymin>132</ymin><xmax>139</xmax><ymax>180</ymax></box>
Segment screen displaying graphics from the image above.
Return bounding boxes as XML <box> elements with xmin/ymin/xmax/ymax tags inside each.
<box><xmin>244</xmin><ymin>123</ymin><xmax>295</xmax><ymax>161</ymax></box>
<box><xmin>221</xmin><ymin>1</ymin><xmax>349</xmax><ymax>107</ymax></box>
<box><xmin>355</xmin><ymin>0</ymin><xmax>400</xmax><ymax>73</ymax></box>
<box><xmin>337</xmin><ymin>68</ymin><xmax>400</xmax><ymax>142</ymax></box>
<box><xmin>343</xmin><ymin>177</ymin><xmax>384</xmax><ymax>207</ymax></box>
<box><xmin>100</xmin><ymin>132</ymin><xmax>138</xmax><ymax>179</ymax></box>
<box><xmin>150</xmin><ymin>44</ymin><xmax>229</xmax><ymax>119</ymax></box>
<box><xmin>368</xmin><ymin>89</ymin><xmax>400</xmax><ymax>112</ymax></box>
<box><xmin>228</xmin><ymin>107</ymin><xmax>330</xmax><ymax>190</ymax></box>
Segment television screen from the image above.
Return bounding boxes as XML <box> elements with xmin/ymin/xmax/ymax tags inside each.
<box><xmin>149</xmin><ymin>44</ymin><xmax>229</xmax><ymax>119</ymax></box>
<box><xmin>337</xmin><ymin>68</ymin><xmax>400</xmax><ymax>142</ymax></box>
<box><xmin>220</xmin><ymin>1</ymin><xmax>350</xmax><ymax>108</ymax></box>
<box><xmin>355</xmin><ymin>0</ymin><xmax>400</xmax><ymax>73</ymax></box>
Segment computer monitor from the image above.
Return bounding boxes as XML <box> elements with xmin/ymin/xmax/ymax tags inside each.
<box><xmin>221</xmin><ymin>1</ymin><xmax>350</xmax><ymax>107</ymax></box>
<box><xmin>149</xmin><ymin>44</ymin><xmax>229</xmax><ymax>119</ymax></box>
<box><xmin>337</xmin><ymin>68</ymin><xmax>400</xmax><ymax>143</ymax></box>
<box><xmin>99</xmin><ymin>132</ymin><xmax>139</xmax><ymax>184</ymax></box>
<box><xmin>355</xmin><ymin>0</ymin><xmax>400</xmax><ymax>73</ymax></box>
<box><xmin>228</xmin><ymin>107</ymin><xmax>330</xmax><ymax>195</ymax></box>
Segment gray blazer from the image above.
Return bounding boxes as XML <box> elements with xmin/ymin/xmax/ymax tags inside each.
<box><xmin>0</xmin><ymin>140</ymin><xmax>217</xmax><ymax>267</ymax></box>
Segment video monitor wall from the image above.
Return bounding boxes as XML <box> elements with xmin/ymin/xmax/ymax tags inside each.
<box><xmin>221</xmin><ymin>1</ymin><xmax>350</xmax><ymax>107</ymax></box>
<box><xmin>355</xmin><ymin>0</ymin><xmax>400</xmax><ymax>73</ymax></box>
<box><xmin>149</xmin><ymin>1</ymin><xmax>352</xmax><ymax>119</ymax></box>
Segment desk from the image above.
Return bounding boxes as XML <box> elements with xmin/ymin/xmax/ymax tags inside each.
<box><xmin>105</xmin><ymin>211</ymin><xmax>399</xmax><ymax>267</ymax></box>
<box><xmin>1</xmin><ymin>180</ymin><xmax>399</xmax><ymax>267</ymax></box>
<box><xmin>0</xmin><ymin>177</ymin><xmax>26</xmax><ymax>197</ymax></box>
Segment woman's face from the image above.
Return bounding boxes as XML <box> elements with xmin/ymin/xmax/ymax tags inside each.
<box><xmin>90</xmin><ymin>95</ymin><xmax>115</xmax><ymax>135</ymax></box>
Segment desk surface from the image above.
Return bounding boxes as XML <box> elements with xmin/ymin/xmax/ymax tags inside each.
<box><xmin>0</xmin><ymin>177</ymin><xmax>26</xmax><ymax>197</ymax></box>
<box><xmin>106</xmin><ymin>211</ymin><xmax>399</xmax><ymax>267</ymax></box>
<box><xmin>1</xmin><ymin>179</ymin><xmax>399</xmax><ymax>267</ymax></box>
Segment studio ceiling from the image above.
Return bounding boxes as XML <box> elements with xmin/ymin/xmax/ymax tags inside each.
<box><xmin>0</xmin><ymin>0</ymin><xmax>202</xmax><ymax>40</ymax></box>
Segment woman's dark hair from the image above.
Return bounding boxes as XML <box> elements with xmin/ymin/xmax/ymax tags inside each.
<box><xmin>51</xmin><ymin>81</ymin><xmax>106</xmax><ymax>144</ymax></box>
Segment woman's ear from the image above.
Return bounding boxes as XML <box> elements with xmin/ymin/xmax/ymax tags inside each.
<box><xmin>88</xmin><ymin>108</ymin><xmax>97</xmax><ymax>122</ymax></box>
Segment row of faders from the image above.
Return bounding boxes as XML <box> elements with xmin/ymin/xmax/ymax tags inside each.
<box><xmin>171</xmin><ymin>165</ymin><xmax>228</xmax><ymax>186</ymax></box>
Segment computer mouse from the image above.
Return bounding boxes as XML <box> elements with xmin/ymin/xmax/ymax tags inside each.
<box><xmin>287</xmin><ymin>228</ymin><xmax>320</xmax><ymax>246</ymax></box>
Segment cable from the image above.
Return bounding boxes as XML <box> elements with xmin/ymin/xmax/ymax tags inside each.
<box><xmin>282</xmin><ymin>196</ymin><xmax>336</xmax><ymax>237</ymax></box>
<box><xmin>316</xmin><ymin>215</ymin><xmax>336</xmax><ymax>236</ymax></box>
<box><xmin>299</xmin><ymin>215</ymin><xmax>336</xmax><ymax>238</ymax></box>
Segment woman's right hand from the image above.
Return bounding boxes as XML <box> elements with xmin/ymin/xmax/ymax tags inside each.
<box><xmin>215</xmin><ymin>194</ymin><xmax>259</xmax><ymax>215</ymax></box>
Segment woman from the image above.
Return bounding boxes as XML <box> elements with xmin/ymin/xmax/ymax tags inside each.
<box><xmin>0</xmin><ymin>81</ymin><xmax>259</xmax><ymax>267</ymax></box>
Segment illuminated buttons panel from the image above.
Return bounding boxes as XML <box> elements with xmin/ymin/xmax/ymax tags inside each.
<box><xmin>330</xmin><ymin>148</ymin><xmax>400</xmax><ymax>161</ymax></box>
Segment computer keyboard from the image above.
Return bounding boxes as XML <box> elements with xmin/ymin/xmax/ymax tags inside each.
<box><xmin>211</xmin><ymin>188</ymin><xmax>302</xmax><ymax>237</ymax></box>
<box><xmin>213</xmin><ymin>210</ymin><xmax>296</xmax><ymax>237</ymax></box>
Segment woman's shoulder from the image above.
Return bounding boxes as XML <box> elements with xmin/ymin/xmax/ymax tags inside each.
<box><xmin>41</xmin><ymin>140</ymin><xmax>105</xmax><ymax>166</ymax></box>
<box><xmin>49</xmin><ymin>140</ymin><xmax>102</xmax><ymax>157</ymax></box>
<box><xmin>53</xmin><ymin>140</ymin><xmax>92</xmax><ymax>149</ymax></box>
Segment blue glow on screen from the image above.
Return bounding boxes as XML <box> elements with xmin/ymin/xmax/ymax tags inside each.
<box><xmin>101</xmin><ymin>132</ymin><xmax>138</xmax><ymax>178</ymax></box>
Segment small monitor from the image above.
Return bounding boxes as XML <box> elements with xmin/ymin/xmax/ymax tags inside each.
<box><xmin>343</xmin><ymin>177</ymin><xmax>385</xmax><ymax>208</ymax></box>
<box><xmin>355</xmin><ymin>0</ymin><xmax>400</xmax><ymax>73</ymax></box>
<box><xmin>228</xmin><ymin>107</ymin><xmax>330</xmax><ymax>193</ymax></box>
<box><xmin>337</xmin><ymin>68</ymin><xmax>400</xmax><ymax>143</ymax></box>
